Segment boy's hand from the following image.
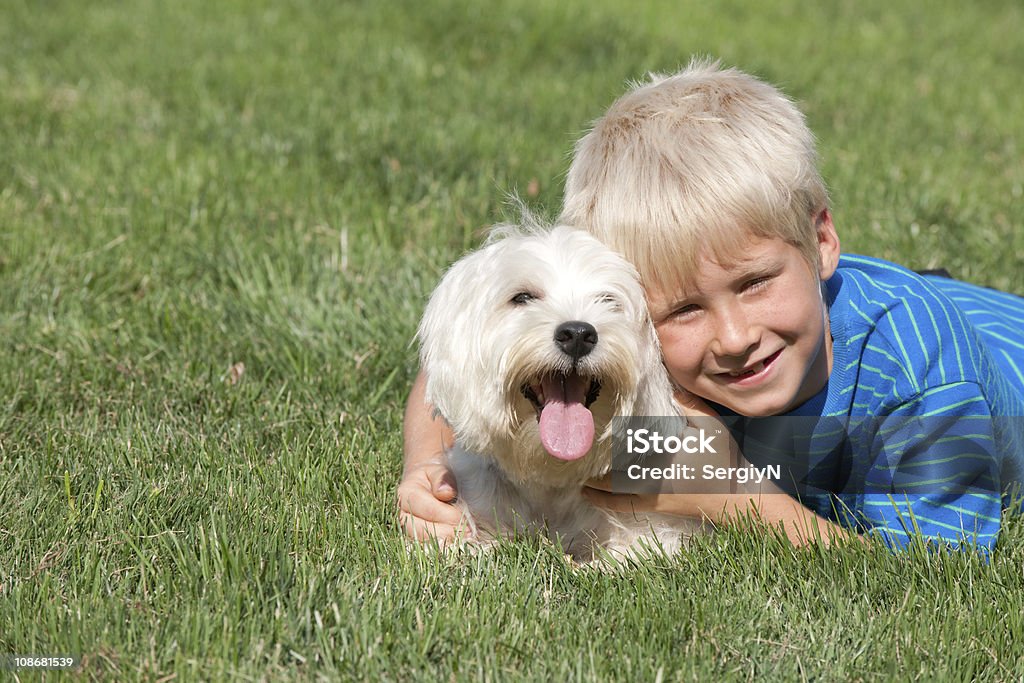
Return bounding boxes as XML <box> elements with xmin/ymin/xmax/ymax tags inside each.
<box><xmin>582</xmin><ymin>476</ymin><xmax>740</xmax><ymax>521</ymax></box>
<box><xmin>400</xmin><ymin>370</ymin><xmax>466</xmax><ymax>543</ymax></box>
<box><xmin>582</xmin><ymin>387</ymin><xmax>735</xmax><ymax>518</ymax></box>
<box><xmin>397</xmin><ymin>459</ymin><xmax>466</xmax><ymax>543</ymax></box>
<box><xmin>583</xmin><ymin>472</ymin><xmax>668</xmax><ymax>513</ymax></box>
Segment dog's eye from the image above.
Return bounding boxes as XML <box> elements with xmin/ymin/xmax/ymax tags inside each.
<box><xmin>597</xmin><ymin>293</ymin><xmax>621</xmax><ymax>310</ymax></box>
<box><xmin>510</xmin><ymin>292</ymin><xmax>536</xmax><ymax>306</ymax></box>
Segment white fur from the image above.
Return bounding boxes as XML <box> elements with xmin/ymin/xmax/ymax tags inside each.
<box><xmin>417</xmin><ymin>224</ymin><xmax>703</xmax><ymax>561</ymax></box>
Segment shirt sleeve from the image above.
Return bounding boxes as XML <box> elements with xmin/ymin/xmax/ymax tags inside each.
<box><xmin>856</xmin><ymin>382</ymin><xmax>1004</xmax><ymax>554</ymax></box>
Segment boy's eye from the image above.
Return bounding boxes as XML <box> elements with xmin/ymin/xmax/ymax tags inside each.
<box><xmin>743</xmin><ymin>276</ymin><xmax>772</xmax><ymax>292</ymax></box>
<box><xmin>671</xmin><ymin>304</ymin><xmax>700</xmax><ymax>319</ymax></box>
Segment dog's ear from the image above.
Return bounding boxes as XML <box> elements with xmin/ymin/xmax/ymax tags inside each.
<box><xmin>632</xmin><ymin>314</ymin><xmax>684</xmax><ymax>421</ymax></box>
<box><xmin>416</xmin><ymin>248</ymin><xmax>492</xmax><ymax>433</ymax></box>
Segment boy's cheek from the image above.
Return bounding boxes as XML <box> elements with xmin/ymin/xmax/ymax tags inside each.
<box><xmin>659</xmin><ymin>347</ymin><xmax>700</xmax><ymax>386</ymax></box>
<box><xmin>664</xmin><ymin>364</ymin><xmax>704</xmax><ymax>396</ymax></box>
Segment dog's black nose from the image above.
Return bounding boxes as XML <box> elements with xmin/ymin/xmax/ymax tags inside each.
<box><xmin>554</xmin><ymin>321</ymin><xmax>598</xmax><ymax>360</ymax></box>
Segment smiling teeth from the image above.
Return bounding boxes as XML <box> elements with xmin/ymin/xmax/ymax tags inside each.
<box><xmin>730</xmin><ymin>360</ymin><xmax>765</xmax><ymax>377</ymax></box>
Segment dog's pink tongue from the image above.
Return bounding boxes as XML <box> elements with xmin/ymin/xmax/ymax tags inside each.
<box><xmin>538</xmin><ymin>375</ymin><xmax>595</xmax><ymax>461</ymax></box>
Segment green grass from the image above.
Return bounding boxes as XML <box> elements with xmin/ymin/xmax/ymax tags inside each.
<box><xmin>2</xmin><ymin>0</ymin><xmax>1023</xmax><ymax>679</ymax></box>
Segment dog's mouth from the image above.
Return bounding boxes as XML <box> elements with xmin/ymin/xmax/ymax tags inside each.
<box><xmin>521</xmin><ymin>372</ymin><xmax>601</xmax><ymax>462</ymax></box>
<box><xmin>522</xmin><ymin>375</ymin><xmax>602</xmax><ymax>411</ymax></box>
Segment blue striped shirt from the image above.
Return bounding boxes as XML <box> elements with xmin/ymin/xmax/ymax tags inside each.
<box><xmin>791</xmin><ymin>254</ymin><xmax>1024</xmax><ymax>552</ymax></box>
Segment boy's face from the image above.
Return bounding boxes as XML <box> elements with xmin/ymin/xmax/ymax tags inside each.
<box><xmin>648</xmin><ymin>213</ymin><xmax>840</xmax><ymax>416</ymax></box>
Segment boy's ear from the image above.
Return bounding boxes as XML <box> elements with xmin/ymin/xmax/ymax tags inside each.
<box><xmin>815</xmin><ymin>209</ymin><xmax>841</xmax><ymax>280</ymax></box>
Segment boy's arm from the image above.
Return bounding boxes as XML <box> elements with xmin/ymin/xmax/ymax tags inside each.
<box><xmin>585</xmin><ymin>391</ymin><xmax>859</xmax><ymax>547</ymax></box>
<box><xmin>584</xmin><ymin>476</ymin><xmax>857</xmax><ymax>546</ymax></box>
<box><xmin>397</xmin><ymin>370</ymin><xmax>466</xmax><ymax>542</ymax></box>
<box><xmin>587</xmin><ymin>384</ymin><xmax>1007</xmax><ymax>551</ymax></box>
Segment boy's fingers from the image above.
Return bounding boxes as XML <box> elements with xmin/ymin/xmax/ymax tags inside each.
<box><xmin>396</xmin><ymin>484</ymin><xmax>465</xmax><ymax>545</ymax></box>
<box><xmin>585</xmin><ymin>473</ymin><xmax>613</xmax><ymax>492</ymax></box>
<box><xmin>400</xmin><ymin>514</ymin><xmax>459</xmax><ymax>543</ymax></box>
<box><xmin>399</xmin><ymin>501</ymin><xmax>478</xmax><ymax>545</ymax></box>
<box><xmin>426</xmin><ymin>465</ymin><xmax>458</xmax><ymax>501</ymax></box>
<box><xmin>398</xmin><ymin>485</ymin><xmax>465</xmax><ymax>527</ymax></box>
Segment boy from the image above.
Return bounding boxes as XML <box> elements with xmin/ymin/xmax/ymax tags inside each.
<box><xmin>399</xmin><ymin>60</ymin><xmax>1024</xmax><ymax>551</ymax></box>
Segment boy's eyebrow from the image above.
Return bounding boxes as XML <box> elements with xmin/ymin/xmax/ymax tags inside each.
<box><xmin>649</xmin><ymin>288</ymin><xmax>699</xmax><ymax>320</ymax></box>
<box><xmin>721</xmin><ymin>245</ymin><xmax>788</xmax><ymax>275</ymax></box>
<box><xmin>650</xmin><ymin>257</ymin><xmax>785</xmax><ymax>317</ymax></box>
<box><xmin>732</xmin><ymin>260</ymin><xmax>783</xmax><ymax>281</ymax></box>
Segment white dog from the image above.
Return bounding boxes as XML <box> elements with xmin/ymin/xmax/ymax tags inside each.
<box><xmin>417</xmin><ymin>224</ymin><xmax>705</xmax><ymax>561</ymax></box>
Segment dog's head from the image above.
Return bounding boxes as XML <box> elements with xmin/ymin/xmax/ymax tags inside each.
<box><xmin>418</xmin><ymin>225</ymin><xmax>678</xmax><ymax>486</ymax></box>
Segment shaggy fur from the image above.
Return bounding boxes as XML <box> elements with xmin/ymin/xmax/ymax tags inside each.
<box><xmin>417</xmin><ymin>224</ymin><xmax>702</xmax><ymax>561</ymax></box>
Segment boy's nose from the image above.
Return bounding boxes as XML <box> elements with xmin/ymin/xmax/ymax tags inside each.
<box><xmin>710</xmin><ymin>307</ymin><xmax>759</xmax><ymax>357</ymax></box>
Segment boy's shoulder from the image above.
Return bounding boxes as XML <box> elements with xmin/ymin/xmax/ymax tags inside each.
<box><xmin>826</xmin><ymin>252</ymin><xmax>1024</xmax><ymax>416</ymax></box>
<box><xmin>826</xmin><ymin>253</ymin><xmax>990</xmax><ymax>406</ymax></box>
<box><xmin>828</xmin><ymin>253</ymin><xmax>973</xmax><ymax>346</ymax></box>
<box><xmin>833</xmin><ymin>253</ymin><xmax>945</xmax><ymax>301</ymax></box>
<box><xmin>829</xmin><ymin>253</ymin><xmax>1020</xmax><ymax>345</ymax></box>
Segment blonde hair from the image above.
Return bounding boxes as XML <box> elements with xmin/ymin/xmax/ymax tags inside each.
<box><xmin>559</xmin><ymin>58</ymin><xmax>829</xmax><ymax>294</ymax></box>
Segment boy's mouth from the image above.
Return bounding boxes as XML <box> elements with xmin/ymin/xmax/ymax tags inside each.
<box><xmin>717</xmin><ymin>349</ymin><xmax>783</xmax><ymax>384</ymax></box>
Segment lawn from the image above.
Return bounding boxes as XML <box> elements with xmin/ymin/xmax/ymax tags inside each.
<box><xmin>2</xmin><ymin>0</ymin><xmax>1023</xmax><ymax>679</ymax></box>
